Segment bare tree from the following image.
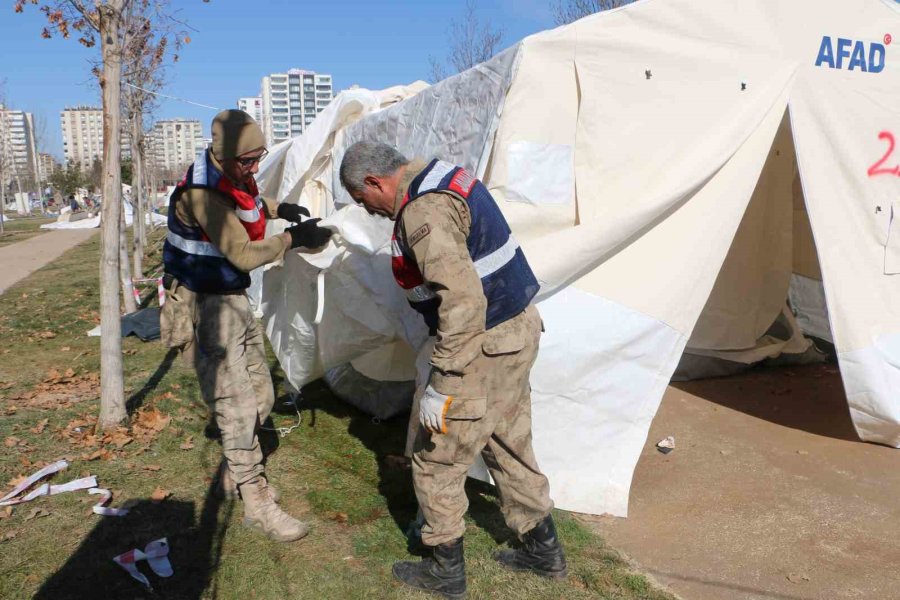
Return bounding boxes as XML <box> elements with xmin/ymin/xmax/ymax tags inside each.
<box><xmin>0</xmin><ymin>82</ymin><xmax>11</xmax><ymax>233</ymax></box>
<box><xmin>18</xmin><ymin>0</ymin><xmax>194</xmax><ymax>428</ymax></box>
<box><xmin>428</xmin><ymin>0</ymin><xmax>504</xmax><ymax>83</ymax></box>
<box><xmin>552</xmin><ymin>0</ymin><xmax>635</xmax><ymax>25</ymax></box>
<box><xmin>121</xmin><ymin>0</ymin><xmax>181</xmax><ymax>280</ymax></box>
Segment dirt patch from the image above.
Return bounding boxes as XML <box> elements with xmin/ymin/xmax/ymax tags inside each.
<box><xmin>586</xmin><ymin>364</ymin><xmax>900</xmax><ymax>600</ymax></box>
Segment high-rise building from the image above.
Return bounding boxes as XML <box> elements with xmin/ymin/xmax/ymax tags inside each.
<box><xmin>146</xmin><ymin>119</ymin><xmax>205</xmax><ymax>174</ymax></box>
<box><xmin>37</xmin><ymin>153</ymin><xmax>58</xmax><ymax>183</ymax></box>
<box><xmin>60</xmin><ymin>106</ymin><xmax>131</xmax><ymax>172</ymax></box>
<box><xmin>260</xmin><ymin>69</ymin><xmax>333</xmax><ymax>146</ymax></box>
<box><xmin>237</xmin><ymin>96</ymin><xmax>263</xmax><ymax>125</ymax></box>
<box><xmin>0</xmin><ymin>105</ymin><xmax>39</xmax><ymax>188</ymax></box>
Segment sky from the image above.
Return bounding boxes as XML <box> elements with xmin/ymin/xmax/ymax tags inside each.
<box><xmin>0</xmin><ymin>0</ymin><xmax>559</xmax><ymax>160</ymax></box>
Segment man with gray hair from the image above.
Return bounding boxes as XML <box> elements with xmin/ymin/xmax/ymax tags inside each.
<box><xmin>340</xmin><ymin>141</ymin><xmax>567</xmax><ymax>598</ymax></box>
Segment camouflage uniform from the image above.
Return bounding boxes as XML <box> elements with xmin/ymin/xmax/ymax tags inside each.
<box><xmin>195</xmin><ymin>292</ymin><xmax>275</xmax><ymax>485</ymax></box>
<box><xmin>394</xmin><ymin>161</ymin><xmax>554</xmax><ymax>547</ymax></box>
<box><xmin>162</xmin><ymin>153</ymin><xmax>287</xmax><ymax>486</ymax></box>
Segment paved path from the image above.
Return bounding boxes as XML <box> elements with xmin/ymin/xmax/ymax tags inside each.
<box><xmin>0</xmin><ymin>229</ymin><xmax>98</xmax><ymax>295</ymax></box>
<box><xmin>586</xmin><ymin>364</ymin><xmax>900</xmax><ymax>600</ymax></box>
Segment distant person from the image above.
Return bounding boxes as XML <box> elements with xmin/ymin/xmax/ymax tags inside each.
<box><xmin>339</xmin><ymin>142</ymin><xmax>567</xmax><ymax>598</ymax></box>
<box><xmin>161</xmin><ymin>109</ymin><xmax>332</xmax><ymax>543</ymax></box>
<box><xmin>68</xmin><ymin>195</ymin><xmax>78</xmax><ymax>212</ymax></box>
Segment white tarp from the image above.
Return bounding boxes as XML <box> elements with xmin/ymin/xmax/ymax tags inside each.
<box><xmin>40</xmin><ymin>201</ymin><xmax>166</xmax><ymax>230</ymax></box>
<box><xmin>258</xmin><ymin>0</ymin><xmax>900</xmax><ymax>516</ymax></box>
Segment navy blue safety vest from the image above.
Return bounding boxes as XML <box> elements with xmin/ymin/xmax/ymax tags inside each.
<box><xmin>163</xmin><ymin>151</ymin><xmax>267</xmax><ymax>294</ymax></box>
<box><xmin>392</xmin><ymin>159</ymin><xmax>539</xmax><ymax>333</ymax></box>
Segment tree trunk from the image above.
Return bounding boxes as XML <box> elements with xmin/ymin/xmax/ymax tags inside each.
<box><xmin>148</xmin><ymin>171</ymin><xmax>157</xmax><ymax>232</ymax></box>
<box><xmin>131</xmin><ymin>110</ymin><xmax>144</xmax><ymax>278</ymax></box>
<box><xmin>98</xmin><ymin>0</ymin><xmax>127</xmax><ymax>429</ymax></box>
<box><xmin>120</xmin><ymin>201</ymin><xmax>138</xmax><ymax>314</ymax></box>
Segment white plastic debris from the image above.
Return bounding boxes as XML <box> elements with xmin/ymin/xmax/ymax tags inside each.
<box><xmin>89</xmin><ymin>488</ymin><xmax>130</xmax><ymax>517</ymax></box>
<box><xmin>656</xmin><ymin>436</ymin><xmax>676</xmax><ymax>454</ymax></box>
<box><xmin>113</xmin><ymin>537</ymin><xmax>173</xmax><ymax>589</ymax></box>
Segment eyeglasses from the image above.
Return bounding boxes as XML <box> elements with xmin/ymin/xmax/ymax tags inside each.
<box><xmin>235</xmin><ymin>149</ymin><xmax>268</xmax><ymax>167</ymax></box>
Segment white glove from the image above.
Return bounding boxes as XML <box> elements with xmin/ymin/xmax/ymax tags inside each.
<box><xmin>420</xmin><ymin>384</ymin><xmax>453</xmax><ymax>434</ymax></box>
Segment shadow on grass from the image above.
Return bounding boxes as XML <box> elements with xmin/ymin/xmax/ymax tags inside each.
<box><xmin>292</xmin><ymin>380</ymin><xmax>514</xmax><ymax>549</ymax></box>
<box><xmin>126</xmin><ymin>347</ymin><xmax>179</xmax><ymax>415</ymax></box>
<box><xmin>34</xmin><ymin>472</ymin><xmax>234</xmax><ymax>600</ymax></box>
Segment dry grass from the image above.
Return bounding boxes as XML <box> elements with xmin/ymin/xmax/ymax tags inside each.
<box><xmin>0</xmin><ymin>215</ymin><xmax>57</xmax><ymax>248</ymax></box>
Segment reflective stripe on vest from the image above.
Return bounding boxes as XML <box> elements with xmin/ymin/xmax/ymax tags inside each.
<box><xmin>166</xmin><ymin>230</ymin><xmax>224</xmax><ymax>258</ymax></box>
<box><xmin>473</xmin><ymin>236</ymin><xmax>520</xmax><ymax>278</ymax></box>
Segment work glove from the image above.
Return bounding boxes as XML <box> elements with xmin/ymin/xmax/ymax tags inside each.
<box><xmin>420</xmin><ymin>384</ymin><xmax>453</xmax><ymax>434</ymax></box>
<box><xmin>276</xmin><ymin>203</ymin><xmax>310</xmax><ymax>223</ymax></box>
<box><xmin>285</xmin><ymin>218</ymin><xmax>333</xmax><ymax>249</ymax></box>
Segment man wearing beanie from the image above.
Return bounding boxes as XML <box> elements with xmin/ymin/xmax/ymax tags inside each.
<box><xmin>161</xmin><ymin>109</ymin><xmax>331</xmax><ymax>542</ymax></box>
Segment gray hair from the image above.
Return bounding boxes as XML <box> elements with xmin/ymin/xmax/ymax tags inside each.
<box><xmin>339</xmin><ymin>141</ymin><xmax>409</xmax><ymax>193</ymax></box>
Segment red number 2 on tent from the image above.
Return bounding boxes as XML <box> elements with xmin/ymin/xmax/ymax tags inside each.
<box><xmin>867</xmin><ymin>131</ymin><xmax>900</xmax><ymax>178</ymax></box>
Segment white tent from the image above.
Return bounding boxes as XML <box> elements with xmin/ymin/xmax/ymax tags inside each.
<box><xmin>257</xmin><ymin>0</ymin><xmax>900</xmax><ymax>517</ymax></box>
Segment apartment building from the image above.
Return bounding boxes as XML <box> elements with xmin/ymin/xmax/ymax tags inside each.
<box><xmin>0</xmin><ymin>105</ymin><xmax>39</xmax><ymax>187</ymax></box>
<box><xmin>60</xmin><ymin>106</ymin><xmax>131</xmax><ymax>172</ymax></box>
<box><xmin>37</xmin><ymin>152</ymin><xmax>58</xmax><ymax>183</ymax></box>
<box><xmin>237</xmin><ymin>96</ymin><xmax>263</xmax><ymax>125</ymax></box>
<box><xmin>146</xmin><ymin>119</ymin><xmax>205</xmax><ymax>174</ymax></box>
<box><xmin>260</xmin><ymin>69</ymin><xmax>333</xmax><ymax>146</ymax></box>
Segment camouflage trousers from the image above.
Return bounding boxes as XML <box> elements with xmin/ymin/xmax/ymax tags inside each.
<box><xmin>194</xmin><ymin>292</ymin><xmax>275</xmax><ymax>486</ymax></box>
<box><xmin>413</xmin><ymin>305</ymin><xmax>554</xmax><ymax>546</ymax></box>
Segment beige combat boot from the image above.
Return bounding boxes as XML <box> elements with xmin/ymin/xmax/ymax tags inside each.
<box><xmin>219</xmin><ymin>462</ymin><xmax>281</xmax><ymax>502</ymax></box>
<box><xmin>240</xmin><ymin>476</ymin><xmax>309</xmax><ymax>542</ymax></box>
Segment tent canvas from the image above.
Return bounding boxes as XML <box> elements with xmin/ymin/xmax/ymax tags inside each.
<box><xmin>256</xmin><ymin>0</ymin><xmax>900</xmax><ymax>517</ymax></box>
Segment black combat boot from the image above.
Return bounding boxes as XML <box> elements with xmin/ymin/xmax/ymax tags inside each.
<box><xmin>392</xmin><ymin>537</ymin><xmax>466</xmax><ymax>599</ymax></box>
<box><xmin>494</xmin><ymin>514</ymin><xmax>568</xmax><ymax>579</ymax></box>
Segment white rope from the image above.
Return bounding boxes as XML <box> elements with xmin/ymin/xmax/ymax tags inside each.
<box><xmin>260</xmin><ymin>400</ymin><xmax>303</xmax><ymax>438</ymax></box>
<box><xmin>123</xmin><ymin>81</ymin><xmax>220</xmax><ymax>110</ymax></box>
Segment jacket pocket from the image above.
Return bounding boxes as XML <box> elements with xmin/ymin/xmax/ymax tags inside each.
<box><xmin>482</xmin><ymin>320</ymin><xmax>527</xmax><ymax>356</ymax></box>
<box><xmin>160</xmin><ymin>281</ymin><xmax>197</xmax><ymax>349</ymax></box>
<box><xmin>445</xmin><ymin>396</ymin><xmax>486</xmax><ymax>421</ymax></box>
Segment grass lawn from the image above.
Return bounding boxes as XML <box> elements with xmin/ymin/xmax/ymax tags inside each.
<box><xmin>0</xmin><ymin>229</ymin><xmax>675</xmax><ymax>600</ymax></box>
<box><xmin>0</xmin><ymin>214</ymin><xmax>58</xmax><ymax>248</ymax></box>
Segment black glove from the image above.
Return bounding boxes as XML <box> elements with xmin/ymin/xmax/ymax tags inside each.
<box><xmin>276</xmin><ymin>203</ymin><xmax>310</xmax><ymax>223</ymax></box>
<box><xmin>285</xmin><ymin>219</ymin><xmax>333</xmax><ymax>249</ymax></box>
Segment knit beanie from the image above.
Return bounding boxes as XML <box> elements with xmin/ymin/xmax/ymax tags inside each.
<box><xmin>210</xmin><ymin>109</ymin><xmax>265</xmax><ymax>161</ymax></box>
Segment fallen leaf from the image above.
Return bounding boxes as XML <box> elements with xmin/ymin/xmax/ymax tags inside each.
<box><xmin>143</xmin><ymin>464</ymin><xmax>162</xmax><ymax>472</ymax></box>
<box><xmin>30</xmin><ymin>418</ymin><xmax>49</xmax><ymax>434</ymax></box>
<box><xmin>106</xmin><ymin>429</ymin><xmax>133</xmax><ymax>449</ymax></box>
<box><xmin>24</xmin><ymin>508</ymin><xmax>50</xmax><ymax>521</ymax></box>
<box><xmin>1</xmin><ymin>530</ymin><xmax>17</xmax><ymax>542</ymax></box>
<box><xmin>4</xmin><ymin>406</ymin><xmax>16</xmax><ymax>415</ymax></box>
<box><xmin>179</xmin><ymin>436</ymin><xmax>195</xmax><ymax>451</ymax></box>
<box><xmin>37</xmin><ymin>331</ymin><xmax>57</xmax><ymax>339</ymax></box>
<box><xmin>18</xmin><ymin>456</ymin><xmax>32</xmax><ymax>468</ymax></box>
<box><xmin>4</xmin><ymin>437</ymin><xmax>20</xmax><ymax>448</ymax></box>
<box><xmin>0</xmin><ymin>506</ymin><xmax>12</xmax><ymax>519</ymax></box>
<box><xmin>787</xmin><ymin>573</ymin><xmax>810</xmax><ymax>584</ymax></box>
<box><xmin>61</xmin><ymin>346</ymin><xmax>71</xmax><ymax>352</ymax></box>
<box><xmin>64</xmin><ymin>368</ymin><xmax>75</xmax><ymax>378</ymax></box>
<box><xmin>82</xmin><ymin>448</ymin><xmax>110</xmax><ymax>461</ymax></box>
<box><xmin>150</xmin><ymin>487</ymin><xmax>170</xmax><ymax>503</ymax></box>
<box><xmin>331</xmin><ymin>512</ymin><xmax>349</xmax><ymax>524</ymax></box>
